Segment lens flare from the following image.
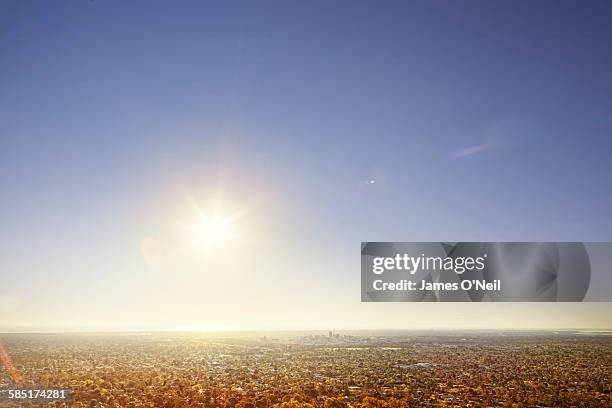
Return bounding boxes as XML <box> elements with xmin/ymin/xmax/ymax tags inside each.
<box><xmin>0</xmin><ymin>338</ymin><xmax>23</xmax><ymax>386</ymax></box>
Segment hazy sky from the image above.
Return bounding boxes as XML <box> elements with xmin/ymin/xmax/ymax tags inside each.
<box><xmin>1</xmin><ymin>1</ymin><xmax>611</xmax><ymax>331</ymax></box>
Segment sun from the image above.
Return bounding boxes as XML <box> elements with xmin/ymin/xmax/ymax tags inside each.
<box><xmin>190</xmin><ymin>212</ymin><xmax>235</xmax><ymax>249</ymax></box>
<box><xmin>172</xmin><ymin>188</ymin><xmax>253</xmax><ymax>254</ymax></box>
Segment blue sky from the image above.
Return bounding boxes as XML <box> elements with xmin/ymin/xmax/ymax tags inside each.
<box><xmin>1</xmin><ymin>1</ymin><xmax>611</xmax><ymax>330</ymax></box>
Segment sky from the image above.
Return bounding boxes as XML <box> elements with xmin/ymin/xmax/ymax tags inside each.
<box><xmin>1</xmin><ymin>1</ymin><xmax>611</xmax><ymax>331</ymax></box>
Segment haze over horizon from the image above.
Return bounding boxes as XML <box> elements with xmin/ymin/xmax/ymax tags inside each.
<box><xmin>2</xmin><ymin>1</ymin><xmax>612</xmax><ymax>331</ymax></box>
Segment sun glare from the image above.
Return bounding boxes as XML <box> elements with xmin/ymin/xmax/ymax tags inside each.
<box><xmin>172</xmin><ymin>188</ymin><xmax>254</xmax><ymax>256</ymax></box>
<box><xmin>190</xmin><ymin>212</ymin><xmax>235</xmax><ymax>249</ymax></box>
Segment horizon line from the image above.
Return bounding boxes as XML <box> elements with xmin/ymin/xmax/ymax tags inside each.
<box><xmin>1</xmin><ymin>327</ymin><xmax>611</xmax><ymax>335</ymax></box>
